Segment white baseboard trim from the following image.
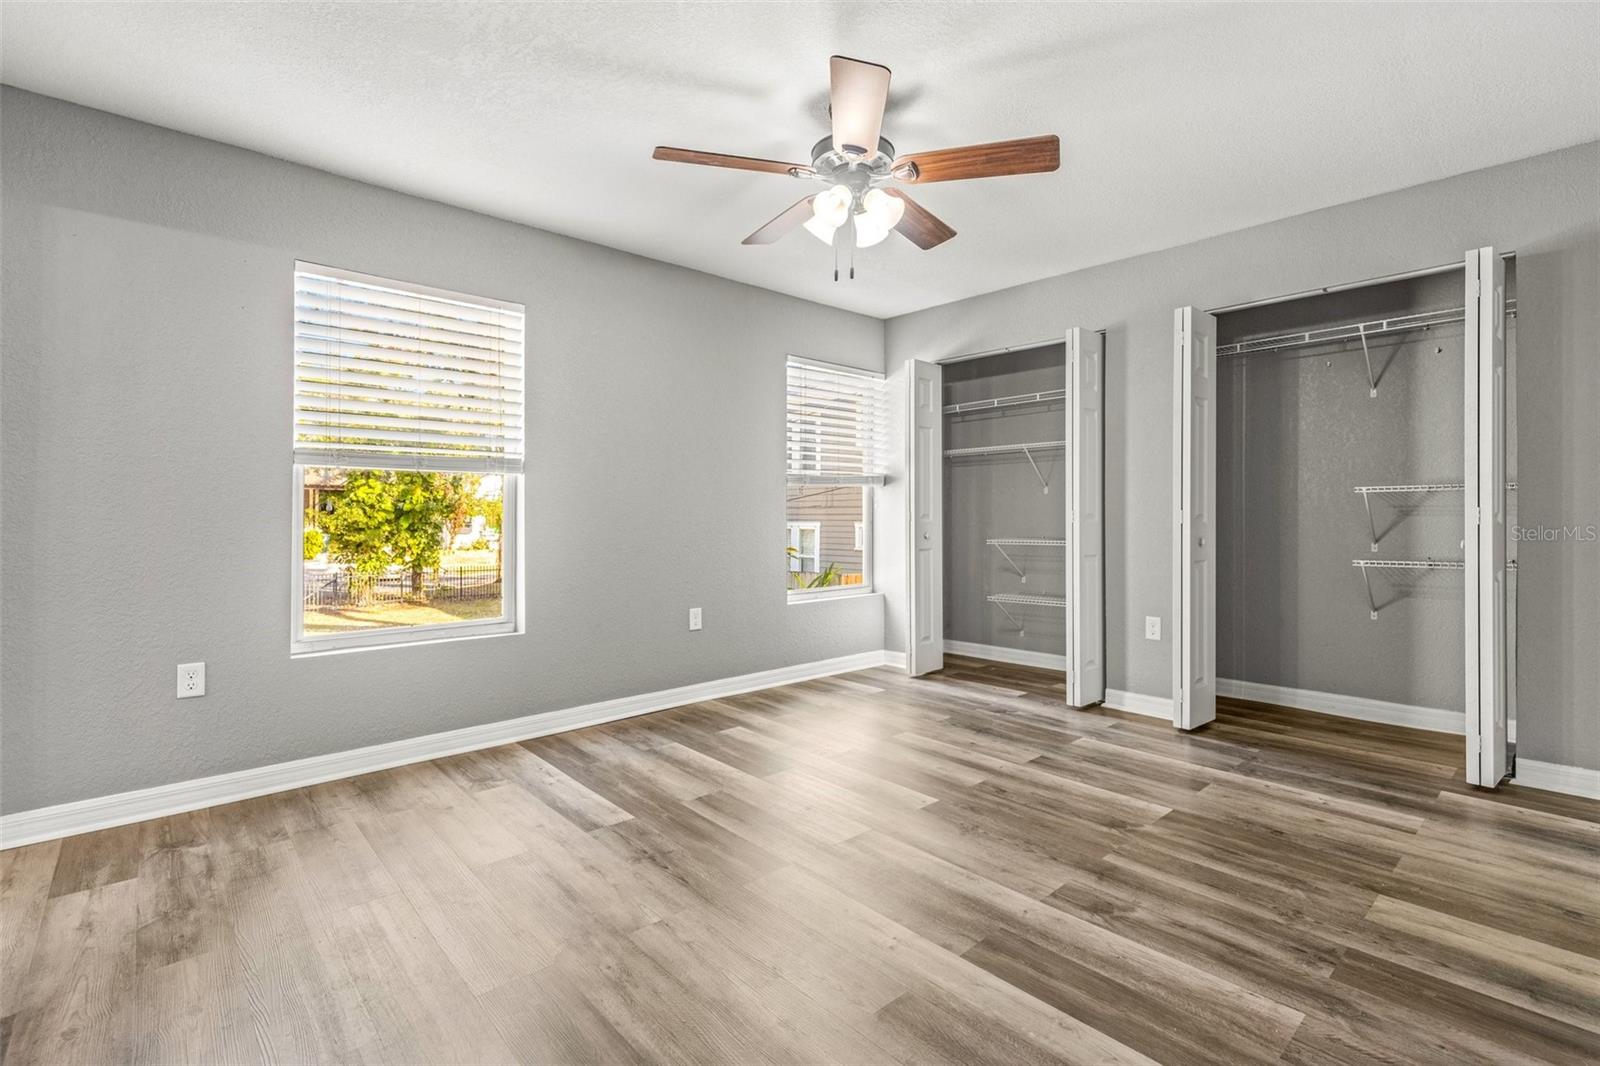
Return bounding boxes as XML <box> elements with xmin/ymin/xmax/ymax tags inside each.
<box><xmin>880</xmin><ymin>650</ymin><xmax>908</xmax><ymax>671</ymax></box>
<box><xmin>1103</xmin><ymin>689</ymin><xmax>1173</xmax><ymax>720</ymax></box>
<box><xmin>1515</xmin><ymin>759</ymin><xmax>1600</xmax><ymax>800</ymax></box>
<box><xmin>1</xmin><ymin>649</ymin><xmax>898</xmax><ymax>850</ymax></box>
<box><xmin>944</xmin><ymin>641</ymin><xmax>1067</xmax><ymax>672</ymax></box>
<box><xmin>1218</xmin><ymin>678</ymin><xmax>1462</xmax><ymax>735</ymax></box>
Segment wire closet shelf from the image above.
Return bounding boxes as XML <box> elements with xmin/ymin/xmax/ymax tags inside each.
<box><xmin>1351</xmin><ymin>558</ymin><xmax>1517</xmax><ymax>619</ymax></box>
<box><xmin>987</xmin><ymin>592</ymin><xmax>1068</xmax><ymax>635</ymax></box>
<box><xmin>986</xmin><ymin>539</ymin><xmax>1065</xmax><ymax>583</ymax></box>
<box><xmin>1218</xmin><ymin>302</ymin><xmax>1516</xmax><ymax>397</ymax></box>
<box><xmin>943</xmin><ymin>441</ymin><xmax>1065</xmax><ymax>492</ymax></box>
<box><xmin>1353</xmin><ymin>482</ymin><xmax>1518</xmax><ymax>495</ymax></box>
<box><xmin>943</xmin><ymin>388</ymin><xmax>1066</xmax><ymax>415</ymax></box>
<box><xmin>1354</xmin><ymin>482</ymin><xmax>1517</xmax><ymax>550</ymax></box>
<box><xmin>1217</xmin><ymin>302</ymin><xmax>1518</xmax><ymax>358</ymax></box>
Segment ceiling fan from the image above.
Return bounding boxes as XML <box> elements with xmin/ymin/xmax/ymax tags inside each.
<box><xmin>653</xmin><ymin>56</ymin><xmax>1060</xmax><ymax>278</ymax></box>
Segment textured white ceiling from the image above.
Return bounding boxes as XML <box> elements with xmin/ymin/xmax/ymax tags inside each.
<box><xmin>3</xmin><ymin>2</ymin><xmax>1597</xmax><ymax>319</ymax></box>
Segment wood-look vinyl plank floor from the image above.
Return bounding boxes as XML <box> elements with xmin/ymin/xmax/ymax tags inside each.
<box><xmin>3</xmin><ymin>660</ymin><xmax>1597</xmax><ymax>1065</ymax></box>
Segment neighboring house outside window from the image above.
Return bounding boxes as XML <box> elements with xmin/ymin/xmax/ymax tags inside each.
<box><xmin>786</xmin><ymin>521</ymin><xmax>821</xmax><ymax>574</ymax></box>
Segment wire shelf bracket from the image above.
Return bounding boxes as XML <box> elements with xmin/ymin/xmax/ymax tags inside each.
<box><xmin>985</xmin><ymin>538</ymin><xmax>1066</xmax><ymax>583</ymax></box>
<box><xmin>1359</xmin><ymin>329</ymin><xmax>1379</xmax><ymax>397</ymax></box>
<box><xmin>943</xmin><ymin>441</ymin><xmax>1066</xmax><ymax>493</ymax></box>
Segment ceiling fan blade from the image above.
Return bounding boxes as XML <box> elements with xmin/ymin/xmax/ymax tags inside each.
<box><xmin>886</xmin><ymin>190</ymin><xmax>956</xmax><ymax>250</ymax></box>
<box><xmin>742</xmin><ymin>197</ymin><xmax>817</xmax><ymax>245</ymax></box>
<box><xmin>829</xmin><ymin>56</ymin><xmax>891</xmax><ymax>157</ymax></box>
<box><xmin>653</xmin><ymin>146</ymin><xmax>812</xmax><ymax>177</ymax></box>
<box><xmin>892</xmin><ymin>135</ymin><xmax>1060</xmax><ymax>184</ymax></box>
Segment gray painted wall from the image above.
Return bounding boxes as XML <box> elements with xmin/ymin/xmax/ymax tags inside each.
<box><xmin>881</xmin><ymin>141</ymin><xmax>1599</xmax><ymax>772</ymax></box>
<box><xmin>1215</xmin><ymin>272</ymin><xmax>1484</xmax><ymax>712</ymax></box>
<box><xmin>942</xmin><ymin>346</ymin><xmax>1068</xmax><ymax>656</ymax></box>
<box><xmin>0</xmin><ymin>89</ymin><xmax>886</xmax><ymax>815</ymax></box>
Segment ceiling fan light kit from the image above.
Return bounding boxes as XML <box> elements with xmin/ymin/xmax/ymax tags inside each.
<box><xmin>653</xmin><ymin>55</ymin><xmax>1061</xmax><ymax>279</ymax></box>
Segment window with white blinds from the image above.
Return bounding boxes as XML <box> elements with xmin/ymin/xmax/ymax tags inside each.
<box><xmin>785</xmin><ymin>358</ymin><xmax>888</xmax><ymax>485</ymax></box>
<box><xmin>294</xmin><ymin>263</ymin><xmax>525</xmax><ymax>473</ymax></box>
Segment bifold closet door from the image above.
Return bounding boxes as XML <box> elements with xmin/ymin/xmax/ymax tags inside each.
<box><xmin>1068</xmin><ymin>328</ymin><xmax>1106</xmax><ymax>706</ymax></box>
<box><xmin>1465</xmin><ymin>247</ymin><xmax>1509</xmax><ymax>787</ymax></box>
<box><xmin>907</xmin><ymin>359</ymin><xmax>945</xmax><ymax>676</ymax></box>
<box><xmin>1172</xmin><ymin>307</ymin><xmax>1218</xmax><ymax>730</ymax></box>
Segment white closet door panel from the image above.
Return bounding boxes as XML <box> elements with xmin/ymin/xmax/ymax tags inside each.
<box><xmin>1173</xmin><ymin>307</ymin><xmax>1218</xmax><ymax>730</ymax></box>
<box><xmin>1069</xmin><ymin>328</ymin><xmax>1106</xmax><ymax>706</ymax></box>
<box><xmin>908</xmin><ymin>359</ymin><xmax>945</xmax><ymax>676</ymax></box>
<box><xmin>1465</xmin><ymin>247</ymin><xmax>1509</xmax><ymax>787</ymax></box>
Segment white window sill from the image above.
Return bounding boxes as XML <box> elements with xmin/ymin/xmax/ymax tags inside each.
<box><xmin>787</xmin><ymin>589</ymin><xmax>881</xmax><ymax>606</ymax></box>
<box><xmin>291</xmin><ymin>621</ymin><xmax>520</xmax><ymax>658</ymax></box>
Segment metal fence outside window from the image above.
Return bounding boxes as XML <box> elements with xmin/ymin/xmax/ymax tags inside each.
<box><xmin>304</xmin><ymin>567</ymin><xmax>501</xmax><ymax>607</ymax></box>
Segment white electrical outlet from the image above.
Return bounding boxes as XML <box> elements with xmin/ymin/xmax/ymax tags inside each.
<box><xmin>688</xmin><ymin>607</ymin><xmax>703</xmax><ymax>632</ymax></box>
<box><xmin>177</xmin><ymin>662</ymin><xmax>206</xmax><ymax>698</ymax></box>
<box><xmin>1144</xmin><ymin>616</ymin><xmax>1161</xmax><ymax>641</ymax></box>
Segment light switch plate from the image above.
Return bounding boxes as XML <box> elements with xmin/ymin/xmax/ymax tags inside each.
<box><xmin>1144</xmin><ymin>616</ymin><xmax>1161</xmax><ymax>641</ymax></box>
<box><xmin>688</xmin><ymin>607</ymin><xmax>703</xmax><ymax>632</ymax></box>
<box><xmin>177</xmin><ymin>662</ymin><xmax>206</xmax><ymax>698</ymax></box>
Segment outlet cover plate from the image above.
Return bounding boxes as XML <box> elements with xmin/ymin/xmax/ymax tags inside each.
<box><xmin>1144</xmin><ymin>616</ymin><xmax>1161</xmax><ymax>641</ymax></box>
<box><xmin>689</xmin><ymin>607</ymin><xmax>703</xmax><ymax>632</ymax></box>
<box><xmin>177</xmin><ymin>662</ymin><xmax>206</xmax><ymax>698</ymax></box>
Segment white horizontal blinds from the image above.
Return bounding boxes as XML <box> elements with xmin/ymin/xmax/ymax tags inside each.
<box><xmin>786</xmin><ymin>359</ymin><xmax>888</xmax><ymax>485</ymax></box>
<box><xmin>294</xmin><ymin>264</ymin><xmax>525</xmax><ymax>473</ymax></box>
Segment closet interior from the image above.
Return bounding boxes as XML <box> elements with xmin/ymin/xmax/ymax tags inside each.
<box><xmin>1212</xmin><ymin>260</ymin><xmax>1518</xmax><ymax>748</ymax></box>
<box><xmin>941</xmin><ymin>344</ymin><xmax>1070</xmax><ymax>669</ymax></box>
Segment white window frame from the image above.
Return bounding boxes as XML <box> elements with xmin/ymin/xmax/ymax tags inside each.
<box><xmin>854</xmin><ymin>521</ymin><xmax>866</xmax><ymax>551</ymax></box>
<box><xmin>290</xmin><ymin>264</ymin><xmax>523</xmax><ymax>656</ymax></box>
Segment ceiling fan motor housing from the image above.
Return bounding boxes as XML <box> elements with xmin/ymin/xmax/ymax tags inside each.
<box><xmin>808</xmin><ymin>135</ymin><xmax>898</xmax><ymax>198</ymax></box>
